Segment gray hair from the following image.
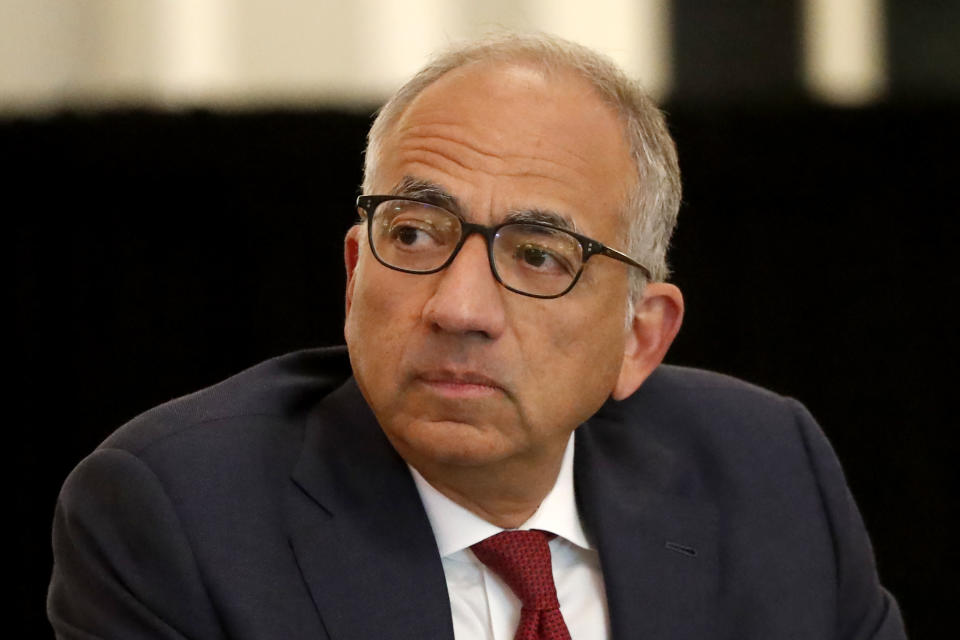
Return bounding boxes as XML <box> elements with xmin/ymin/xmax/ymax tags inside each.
<box><xmin>362</xmin><ymin>32</ymin><xmax>681</xmax><ymax>300</ymax></box>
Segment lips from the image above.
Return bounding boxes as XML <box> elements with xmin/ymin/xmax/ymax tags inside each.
<box><xmin>415</xmin><ymin>369</ymin><xmax>506</xmax><ymax>397</ymax></box>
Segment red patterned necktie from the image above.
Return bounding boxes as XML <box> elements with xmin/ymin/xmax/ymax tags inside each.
<box><xmin>470</xmin><ymin>530</ymin><xmax>572</xmax><ymax>640</ymax></box>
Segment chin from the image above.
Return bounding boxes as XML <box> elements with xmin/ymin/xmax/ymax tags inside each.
<box><xmin>388</xmin><ymin>417</ymin><xmax>516</xmax><ymax>469</ymax></box>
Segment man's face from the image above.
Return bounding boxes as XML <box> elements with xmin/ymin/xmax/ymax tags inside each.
<box><xmin>344</xmin><ymin>62</ymin><xmax>637</xmax><ymax>475</ymax></box>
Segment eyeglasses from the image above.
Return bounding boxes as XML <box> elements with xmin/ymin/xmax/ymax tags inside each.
<box><xmin>356</xmin><ymin>195</ymin><xmax>651</xmax><ymax>299</ymax></box>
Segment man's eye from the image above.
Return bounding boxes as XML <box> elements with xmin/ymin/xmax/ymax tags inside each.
<box><xmin>393</xmin><ymin>225</ymin><xmax>422</xmax><ymax>245</ymax></box>
<box><xmin>387</xmin><ymin>219</ymin><xmax>445</xmax><ymax>250</ymax></box>
<box><xmin>520</xmin><ymin>245</ymin><xmax>549</xmax><ymax>267</ymax></box>
<box><xmin>515</xmin><ymin>244</ymin><xmax>572</xmax><ymax>274</ymax></box>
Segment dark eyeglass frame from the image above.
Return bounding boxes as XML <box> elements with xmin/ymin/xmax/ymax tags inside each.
<box><xmin>356</xmin><ymin>195</ymin><xmax>652</xmax><ymax>299</ymax></box>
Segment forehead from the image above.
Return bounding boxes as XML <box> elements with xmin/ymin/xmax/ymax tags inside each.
<box><xmin>375</xmin><ymin>61</ymin><xmax>635</xmax><ymax>238</ymax></box>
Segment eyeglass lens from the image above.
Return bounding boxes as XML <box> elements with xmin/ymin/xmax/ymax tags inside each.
<box><xmin>369</xmin><ymin>199</ymin><xmax>584</xmax><ymax>297</ymax></box>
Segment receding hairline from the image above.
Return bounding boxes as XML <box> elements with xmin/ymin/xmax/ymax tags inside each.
<box><xmin>366</xmin><ymin>49</ymin><xmax>641</xmax><ymax>185</ymax></box>
<box><xmin>372</xmin><ymin>58</ymin><xmax>633</xmax><ymax>178</ymax></box>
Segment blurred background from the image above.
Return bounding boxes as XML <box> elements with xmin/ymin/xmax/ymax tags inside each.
<box><xmin>9</xmin><ymin>1</ymin><xmax>956</xmax><ymax>637</ymax></box>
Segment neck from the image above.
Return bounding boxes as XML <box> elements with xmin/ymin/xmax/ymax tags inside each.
<box><xmin>410</xmin><ymin>438</ymin><xmax>569</xmax><ymax>529</ymax></box>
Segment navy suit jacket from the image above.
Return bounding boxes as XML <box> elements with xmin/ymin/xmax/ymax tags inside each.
<box><xmin>48</xmin><ymin>347</ymin><xmax>906</xmax><ymax>639</ymax></box>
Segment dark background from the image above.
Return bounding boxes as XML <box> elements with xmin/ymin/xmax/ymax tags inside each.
<box><xmin>11</xmin><ymin>2</ymin><xmax>960</xmax><ymax>637</ymax></box>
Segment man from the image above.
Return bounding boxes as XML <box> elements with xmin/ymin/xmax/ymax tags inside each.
<box><xmin>48</xmin><ymin>34</ymin><xmax>906</xmax><ymax>639</ymax></box>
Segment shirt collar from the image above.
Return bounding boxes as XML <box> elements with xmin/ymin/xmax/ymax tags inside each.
<box><xmin>409</xmin><ymin>435</ymin><xmax>592</xmax><ymax>557</ymax></box>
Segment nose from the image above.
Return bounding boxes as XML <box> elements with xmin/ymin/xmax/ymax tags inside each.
<box><xmin>421</xmin><ymin>234</ymin><xmax>507</xmax><ymax>339</ymax></box>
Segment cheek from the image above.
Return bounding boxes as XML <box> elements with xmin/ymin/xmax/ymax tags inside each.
<box><xmin>348</xmin><ymin>255</ymin><xmax>417</xmax><ymax>324</ymax></box>
<box><xmin>550</xmin><ymin>303</ymin><xmax>626</xmax><ymax>392</ymax></box>
<box><xmin>548</xmin><ymin>323</ymin><xmax>625</xmax><ymax>386</ymax></box>
<box><xmin>345</xmin><ymin>262</ymin><xmax>420</xmax><ymax>384</ymax></box>
<box><xmin>541</xmin><ymin>287</ymin><xmax>629</xmax><ymax>362</ymax></box>
<box><xmin>512</xmin><ymin>299</ymin><xmax>628</xmax><ymax>425</ymax></box>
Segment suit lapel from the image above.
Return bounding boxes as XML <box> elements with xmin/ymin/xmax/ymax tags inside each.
<box><xmin>286</xmin><ymin>379</ymin><xmax>455</xmax><ymax>640</ymax></box>
<box><xmin>576</xmin><ymin>393</ymin><xmax>719</xmax><ymax>640</ymax></box>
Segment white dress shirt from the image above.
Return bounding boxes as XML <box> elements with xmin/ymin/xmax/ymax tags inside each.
<box><xmin>409</xmin><ymin>437</ymin><xmax>610</xmax><ymax>640</ymax></box>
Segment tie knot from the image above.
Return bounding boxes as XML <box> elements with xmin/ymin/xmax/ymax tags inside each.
<box><xmin>471</xmin><ymin>530</ymin><xmax>560</xmax><ymax>611</ymax></box>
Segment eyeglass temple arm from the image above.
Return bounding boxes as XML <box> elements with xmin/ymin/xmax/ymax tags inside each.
<box><xmin>597</xmin><ymin>244</ymin><xmax>653</xmax><ymax>281</ymax></box>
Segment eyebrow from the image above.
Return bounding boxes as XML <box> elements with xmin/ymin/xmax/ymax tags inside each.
<box><xmin>503</xmin><ymin>208</ymin><xmax>578</xmax><ymax>233</ymax></box>
<box><xmin>390</xmin><ymin>177</ymin><xmax>464</xmax><ymax>217</ymax></box>
<box><xmin>388</xmin><ymin>175</ymin><xmax>579</xmax><ymax>232</ymax></box>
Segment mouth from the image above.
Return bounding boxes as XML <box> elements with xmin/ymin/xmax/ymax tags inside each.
<box><xmin>415</xmin><ymin>370</ymin><xmax>505</xmax><ymax>399</ymax></box>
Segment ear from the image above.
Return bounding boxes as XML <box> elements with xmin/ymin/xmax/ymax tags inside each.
<box><xmin>344</xmin><ymin>225</ymin><xmax>363</xmax><ymax>316</ymax></box>
<box><xmin>612</xmin><ymin>283</ymin><xmax>684</xmax><ymax>400</ymax></box>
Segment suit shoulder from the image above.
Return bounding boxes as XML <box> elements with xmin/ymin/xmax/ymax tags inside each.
<box><xmin>644</xmin><ymin>363</ymin><xmax>803</xmax><ymax>418</ymax></box>
<box><xmin>100</xmin><ymin>346</ymin><xmax>352</xmax><ymax>456</ymax></box>
<box><xmin>593</xmin><ymin>364</ymin><xmax>809</xmax><ymax>461</ymax></box>
<box><xmin>646</xmin><ymin>363</ymin><xmax>787</xmax><ymax>402</ymax></box>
